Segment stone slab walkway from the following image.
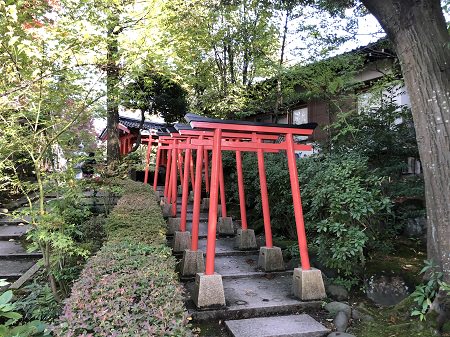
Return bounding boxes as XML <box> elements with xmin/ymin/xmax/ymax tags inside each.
<box><xmin>225</xmin><ymin>314</ymin><xmax>330</xmax><ymax>337</ymax></box>
<box><xmin>168</xmin><ymin>195</ymin><xmax>327</xmax><ymax>337</ymax></box>
<box><xmin>0</xmin><ymin>216</ymin><xmax>40</xmax><ymax>279</ymax></box>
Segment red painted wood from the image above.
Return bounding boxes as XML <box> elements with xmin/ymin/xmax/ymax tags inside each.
<box><xmin>191</xmin><ymin>137</ymin><xmax>204</xmax><ymax>251</ymax></box>
<box><xmin>205</xmin><ymin>129</ymin><xmax>222</xmax><ymax>275</ymax></box>
<box><xmin>164</xmin><ymin>148</ymin><xmax>172</xmax><ymax>198</ymax></box>
<box><xmin>190</xmin><ymin>121</ymin><xmax>314</xmax><ymax>135</ymax></box>
<box><xmin>257</xmin><ymin>141</ymin><xmax>273</xmax><ymax>248</ymax></box>
<box><xmin>153</xmin><ymin>145</ymin><xmax>161</xmax><ymax>191</ymax></box>
<box><xmin>143</xmin><ymin>137</ymin><xmax>152</xmax><ymax>185</ymax></box>
<box><xmin>171</xmin><ymin>140</ymin><xmax>178</xmax><ymax>217</ymax></box>
<box><xmin>180</xmin><ymin>146</ymin><xmax>191</xmax><ymax>232</ymax></box>
<box><xmin>204</xmin><ymin>149</ymin><xmax>210</xmax><ymax>194</ymax></box>
<box><xmin>286</xmin><ymin>133</ymin><xmax>311</xmax><ymax>270</ymax></box>
<box><xmin>236</xmin><ymin>150</ymin><xmax>248</xmax><ymax>230</ymax></box>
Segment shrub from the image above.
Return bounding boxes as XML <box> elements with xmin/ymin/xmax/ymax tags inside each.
<box><xmin>297</xmin><ymin>154</ymin><xmax>392</xmax><ymax>276</ymax></box>
<box><xmin>222</xmin><ymin>152</ymin><xmax>392</xmax><ymax>283</ymax></box>
<box><xmin>0</xmin><ymin>279</ymin><xmax>51</xmax><ymax>337</ymax></box>
<box><xmin>54</xmin><ymin>181</ymin><xmax>192</xmax><ymax>337</ymax></box>
<box><xmin>15</xmin><ymin>282</ymin><xmax>61</xmax><ymax>323</ymax></box>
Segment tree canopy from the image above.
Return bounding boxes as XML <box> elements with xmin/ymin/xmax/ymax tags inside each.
<box><xmin>121</xmin><ymin>69</ymin><xmax>188</xmax><ymax>124</ymax></box>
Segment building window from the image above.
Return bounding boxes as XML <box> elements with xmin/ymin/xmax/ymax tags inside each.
<box><xmin>277</xmin><ymin>114</ymin><xmax>288</xmax><ymax>124</ymax></box>
<box><xmin>357</xmin><ymin>85</ymin><xmax>410</xmax><ymax>116</ymax></box>
<box><xmin>292</xmin><ymin>107</ymin><xmax>308</xmax><ymax>125</ymax></box>
<box><xmin>292</xmin><ymin>107</ymin><xmax>308</xmax><ymax>142</ymax></box>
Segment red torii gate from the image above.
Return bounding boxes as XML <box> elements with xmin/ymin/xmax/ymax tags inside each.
<box><xmin>150</xmin><ymin>115</ymin><xmax>326</xmax><ymax>308</ymax></box>
<box><xmin>187</xmin><ymin>114</ymin><xmax>325</xmax><ymax>307</ymax></box>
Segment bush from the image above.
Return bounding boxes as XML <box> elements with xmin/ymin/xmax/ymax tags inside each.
<box><xmin>297</xmin><ymin>154</ymin><xmax>392</xmax><ymax>281</ymax></box>
<box><xmin>15</xmin><ymin>282</ymin><xmax>61</xmax><ymax>323</ymax></box>
<box><xmin>222</xmin><ymin>152</ymin><xmax>392</xmax><ymax>283</ymax></box>
<box><xmin>54</xmin><ymin>181</ymin><xmax>192</xmax><ymax>337</ymax></box>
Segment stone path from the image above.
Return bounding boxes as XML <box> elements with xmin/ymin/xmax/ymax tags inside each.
<box><xmin>0</xmin><ymin>190</ymin><xmax>118</xmax><ymax>282</ymax></box>
<box><xmin>162</xmin><ymin>186</ymin><xmax>330</xmax><ymax>337</ymax></box>
<box><xmin>0</xmin><ymin>206</ymin><xmax>40</xmax><ymax>281</ymax></box>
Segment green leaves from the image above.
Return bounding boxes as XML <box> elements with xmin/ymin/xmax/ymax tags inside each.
<box><xmin>410</xmin><ymin>259</ymin><xmax>450</xmax><ymax>321</ymax></box>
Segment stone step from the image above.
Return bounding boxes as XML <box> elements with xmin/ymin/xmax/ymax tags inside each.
<box><xmin>0</xmin><ymin>241</ymin><xmax>41</xmax><ymax>258</ymax></box>
<box><xmin>185</xmin><ymin>274</ymin><xmax>322</xmax><ymax>322</ymax></box>
<box><xmin>175</xmin><ymin>213</ymin><xmax>208</xmax><ymax>221</ymax></box>
<box><xmin>0</xmin><ymin>258</ymin><xmax>40</xmax><ymax>279</ymax></box>
<box><xmin>0</xmin><ymin>224</ymin><xmax>31</xmax><ymax>239</ymax></box>
<box><xmin>0</xmin><ymin>217</ymin><xmax>31</xmax><ymax>226</ymax></box>
<box><xmin>0</xmin><ymin>241</ymin><xmax>27</xmax><ymax>255</ymax></box>
<box><xmin>171</xmin><ymin>237</ymin><xmax>257</xmax><ymax>259</ymax></box>
<box><xmin>225</xmin><ymin>314</ymin><xmax>330</xmax><ymax>337</ymax></box>
<box><xmin>197</xmin><ymin>237</ymin><xmax>256</xmax><ymax>257</ymax></box>
<box><xmin>214</xmin><ymin>254</ymin><xmax>291</xmax><ymax>279</ymax></box>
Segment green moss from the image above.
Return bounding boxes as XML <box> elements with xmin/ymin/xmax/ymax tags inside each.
<box><xmin>350</xmin><ymin>295</ymin><xmax>441</xmax><ymax>337</ymax></box>
<box><xmin>364</xmin><ymin>237</ymin><xmax>426</xmax><ymax>289</ymax></box>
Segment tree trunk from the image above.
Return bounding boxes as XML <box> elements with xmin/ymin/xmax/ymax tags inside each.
<box><xmin>228</xmin><ymin>44</ymin><xmax>236</xmax><ymax>84</ymax></box>
<box><xmin>106</xmin><ymin>14</ymin><xmax>120</xmax><ymax>168</ymax></box>
<box><xmin>242</xmin><ymin>48</ymin><xmax>249</xmax><ymax>86</ymax></box>
<box><xmin>274</xmin><ymin>9</ymin><xmax>290</xmax><ymax>123</ymax></box>
<box><xmin>361</xmin><ymin>0</ymin><xmax>450</xmax><ymax>281</ymax></box>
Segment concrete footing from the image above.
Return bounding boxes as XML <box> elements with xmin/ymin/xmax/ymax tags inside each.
<box><xmin>180</xmin><ymin>249</ymin><xmax>205</xmax><ymax>276</ymax></box>
<box><xmin>167</xmin><ymin>217</ymin><xmax>181</xmax><ymax>235</ymax></box>
<box><xmin>173</xmin><ymin>231</ymin><xmax>191</xmax><ymax>253</ymax></box>
<box><xmin>201</xmin><ymin>198</ymin><xmax>210</xmax><ymax>211</ymax></box>
<box><xmin>218</xmin><ymin>217</ymin><xmax>234</xmax><ymax>235</ymax></box>
<box><xmin>162</xmin><ymin>203</ymin><xmax>172</xmax><ymax>218</ymax></box>
<box><xmin>258</xmin><ymin>246</ymin><xmax>284</xmax><ymax>272</ymax></box>
<box><xmin>235</xmin><ymin>229</ymin><xmax>257</xmax><ymax>250</ymax></box>
<box><xmin>292</xmin><ymin>267</ymin><xmax>327</xmax><ymax>300</ymax></box>
<box><xmin>193</xmin><ymin>273</ymin><xmax>226</xmax><ymax>308</ymax></box>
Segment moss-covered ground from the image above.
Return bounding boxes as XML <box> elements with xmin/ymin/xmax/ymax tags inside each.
<box><xmin>349</xmin><ymin>238</ymin><xmax>449</xmax><ymax>337</ymax></box>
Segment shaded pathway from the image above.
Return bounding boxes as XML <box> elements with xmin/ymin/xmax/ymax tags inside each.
<box><xmin>162</xmin><ymin>186</ymin><xmax>330</xmax><ymax>337</ymax></box>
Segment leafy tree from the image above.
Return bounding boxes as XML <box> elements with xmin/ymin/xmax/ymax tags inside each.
<box><xmin>0</xmin><ymin>0</ymin><xmax>101</xmax><ymax>300</ymax></box>
<box><xmin>121</xmin><ymin>69</ymin><xmax>188</xmax><ymax>124</ymax></box>
<box><xmin>59</xmin><ymin>0</ymin><xmax>168</xmax><ymax>167</ymax></box>
<box><xmin>159</xmin><ymin>0</ymin><xmax>280</xmax><ymax>117</ymax></box>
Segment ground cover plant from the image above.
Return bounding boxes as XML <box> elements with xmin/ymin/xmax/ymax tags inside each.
<box><xmin>0</xmin><ymin>279</ymin><xmax>51</xmax><ymax>337</ymax></box>
<box><xmin>54</xmin><ymin>180</ymin><xmax>192</xmax><ymax>337</ymax></box>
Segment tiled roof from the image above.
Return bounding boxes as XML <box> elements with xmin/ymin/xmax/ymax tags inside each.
<box><xmin>98</xmin><ymin>116</ymin><xmax>167</xmax><ymax>140</ymax></box>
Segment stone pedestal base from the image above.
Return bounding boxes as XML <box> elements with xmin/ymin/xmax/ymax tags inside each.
<box><xmin>258</xmin><ymin>246</ymin><xmax>284</xmax><ymax>272</ymax></box>
<box><xmin>235</xmin><ymin>229</ymin><xmax>257</xmax><ymax>250</ymax></box>
<box><xmin>162</xmin><ymin>203</ymin><xmax>172</xmax><ymax>218</ymax></box>
<box><xmin>293</xmin><ymin>267</ymin><xmax>327</xmax><ymax>300</ymax></box>
<box><xmin>201</xmin><ymin>198</ymin><xmax>210</xmax><ymax>212</ymax></box>
<box><xmin>218</xmin><ymin>217</ymin><xmax>234</xmax><ymax>235</ymax></box>
<box><xmin>189</xmin><ymin>191</ymin><xmax>194</xmax><ymax>202</ymax></box>
<box><xmin>180</xmin><ymin>250</ymin><xmax>205</xmax><ymax>276</ymax></box>
<box><xmin>193</xmin><ymin>273</ymin><xmax>226</xmax><ymax>308</ymax></box>
<box><xmin>167</xmin><ymin>217</ymin><xmax>181</xmax><ymax>235</ymax></box>
<box><xmin>173</xmin><ymin>231</ymin><xmax>191</xmax><ymax>252</ymax></box>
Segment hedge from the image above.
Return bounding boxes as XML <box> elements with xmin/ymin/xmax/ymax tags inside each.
<box><xmin>54</xmin><ymin>180</ymin><xmax>192</xmax><ymax>337</ymax></box>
